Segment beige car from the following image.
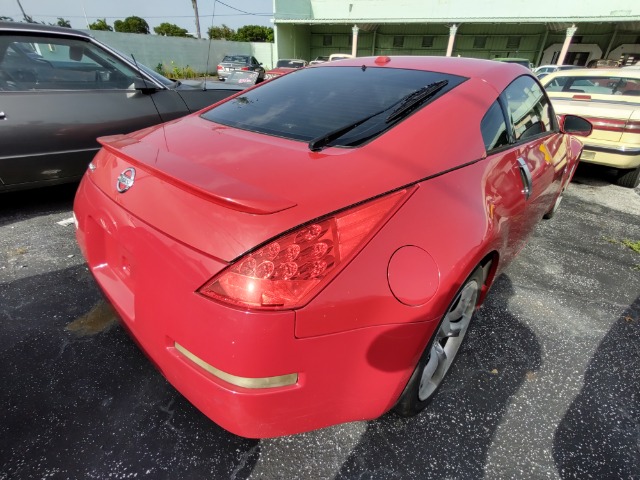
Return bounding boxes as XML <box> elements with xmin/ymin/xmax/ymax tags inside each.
<box><xmin>540</xmin><ymin>68</ymin><xmax>640</xmax><ymax>188</ymax></box>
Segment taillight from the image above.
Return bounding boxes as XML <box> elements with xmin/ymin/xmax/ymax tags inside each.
<box><xmin>217</xmin><ymin>65</ymin><xmax>222</xmax><ymax>70</ymax></box>
<box><xmin>625</xmin><ymin>120</ymin><xmax>640</xmax><ymax>135</ymax></box>
<box><xmin>241</xmin><ymin>66</ymin><xmax>250</xmax><ymax>71</ymax></box>
<box><xmin>198</xmin><ymin>190</ymin><xmax>409</xmax><ymax>309</ymax></box>
<box><xmin>585</xmin><ymin>117</ymin><xmax>640</xmax><ymax>134</ymax></box>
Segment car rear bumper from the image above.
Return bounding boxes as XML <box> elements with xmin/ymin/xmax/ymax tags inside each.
<box><xmin>73</xmin><ymin>175</ymin><xmax>430</xmax><ymax>438</ymax></box>
<box><xmin>580</xmin><ymin>143</ymin><xmax>640</xmax><ymax>169</ymax></box>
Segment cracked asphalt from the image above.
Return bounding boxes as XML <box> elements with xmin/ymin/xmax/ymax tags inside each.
<box><xmin>1</xmin><ymin>164</ymin><xmax>639</xmax><ymax>479</ymax></box>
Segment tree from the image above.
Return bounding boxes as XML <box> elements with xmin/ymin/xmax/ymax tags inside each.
<box><xmin>114</xmin><ymin>16</ymin><xmax>150</xmax><ymax>34</ymax></box>
<box><xmin>234</xmin><ymin>25</ymin><xmax>274</xmax><ymax>43</ymax></box>
<box><xmin>154</xmin><ymin>22</ymin><xmax>190</xmax><ymax>37</ymax></box>
<box><xmin>191</xmin><ymin>0</ymin><xmax>201</xmax><ymax>39</ymax></box>
<box><xmin>89</xmin><ymin>18</ymin><xmax>113</xmax><ymax>31</ymax></box>
<box><xmin>56</xmin><ymin>18</ymin><xmax>71</xmax><ymax>28</ymax></box>
<box><xmin>207</xmin><ymin>24</ymin><xmax>235</xmax><ymax>41</ymax></box>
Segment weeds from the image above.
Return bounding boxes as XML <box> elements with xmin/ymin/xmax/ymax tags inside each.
<box><xmin>604</xmin><ymin>236</ymin><xmax>640</xmax><ymax>270</ymax></box>
<box><xmin>155</xmin><ymin>61</ymin><xmax>208</xmax><ymax>79</ymax></box>
<box><xmin>621</xmin><ymin>239</ymin><xmax>640</xmax><ymax>254</ymax></box>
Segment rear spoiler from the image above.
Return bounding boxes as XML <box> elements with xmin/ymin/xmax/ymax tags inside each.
<box><xmin>98</xmin><ymin>134</ymin><xmax>297</xmax><ymax>215</ymax></box>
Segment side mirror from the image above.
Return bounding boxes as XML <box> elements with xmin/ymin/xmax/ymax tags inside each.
<box><xmin>559</xmin><ymin>114</ymin><xmax>592</xmax><ymax>137</ymax></box>
<box><xmin>132</xmin><ymin>77</ymin><xmax>158</xmax><ymax>94</ymax></box>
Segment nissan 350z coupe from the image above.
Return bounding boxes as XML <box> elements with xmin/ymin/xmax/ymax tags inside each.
<box><xmin>74</xmin><ymin>56</ymin><xmax>592</xmax><ymax>438</ymax></box>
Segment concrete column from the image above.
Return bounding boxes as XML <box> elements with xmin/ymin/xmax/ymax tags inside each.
<box><xmin>604</xmin><ymin>25</ymin><xmax>619</xmax><ymax>59</ymax></box>
<box><xmin>556</xmin><ymin>25</ymin><xmax>577</xmax><ymax>65</ymax></box>
<box><xmin>535</xmin><ymin>27</ymin><xmax>549</xmax><ymax>68</ymax></box>
<box><xmin>351</xmin><ymin>25</ymin><xmax>359</xmax><ymax>57</ymax></box>
<box><xmin>446</xmin><ymin>24</ymin><xmax>458</xmax><ymax>57</ymax></box>
<box><xmin>371</xmin><ymin>29</ymin><xmax>377</xmax><ymax>56</ymax></box>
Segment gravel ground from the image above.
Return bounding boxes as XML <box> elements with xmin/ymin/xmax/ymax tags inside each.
<box><xmin>0</xmin><ymin>164</ymin><xmax>638</xmax><ymax>480</ymax></box>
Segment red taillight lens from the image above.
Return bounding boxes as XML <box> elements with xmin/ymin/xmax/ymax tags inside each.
<box><xmin>199</xmin><ymin>190</ymin><xmax>408</xmax><ymax>309</ymax></box>
<box><xmin>241</xmin><ymin>66</ymin><xmax>250</xmax><ymax>71</ymax></box>
<box><xmin>217</xmin><ymin>65</ymin><xmax>222</xmax><ymax>70</ymax></box>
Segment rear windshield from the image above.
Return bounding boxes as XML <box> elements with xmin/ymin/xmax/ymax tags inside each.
<box><xmin>276</xmin><ymin>59</ymin><xmax>305</xmax><ymax>68</ymax></box>
<box><xmin>201</xmin><ymin>66</ymin><xmax>466</xmax><ymax>146</ymax></box>
<box><xmin>545</xmin><ymin>75</ymin><xmax>640</xmax><ymax>96</ymax></box>
<box><xmin>223</xmin><ymin>55</ymin><xmax>249</xmax><ymax>63</ymax></box>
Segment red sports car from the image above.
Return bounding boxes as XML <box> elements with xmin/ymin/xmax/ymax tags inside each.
<box><xmin>74</xmin><ymin>56</ymin><xmax>591</xmax><ymax>438</ymax></box>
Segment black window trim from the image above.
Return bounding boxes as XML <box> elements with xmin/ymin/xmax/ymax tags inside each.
<box><xmin>498</xmin><ymin>74</ymin><xmax>559</xmax><ymax>148</ymax></box>
<box><xmin>483</xmin><ymin>75</ymin><xmax>560</xmax><ymax>155</ymax></box>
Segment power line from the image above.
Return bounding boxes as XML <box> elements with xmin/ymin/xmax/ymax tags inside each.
<box><xmin>214</xmin><ymin>0</ymin><xmax>262</xmax><ymax>16</ymax></box>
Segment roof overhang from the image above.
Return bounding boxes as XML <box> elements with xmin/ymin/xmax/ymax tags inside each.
<box><xmin>274</xmin><ymin>16</ymin><xmax>640</xmax><ymax>25</ymax></box>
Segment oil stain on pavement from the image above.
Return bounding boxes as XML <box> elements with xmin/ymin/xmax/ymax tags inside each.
<box><xmin>66</xmin><ymin>300</ymin><xmax>119</xmax><ymax>336</ymax></box>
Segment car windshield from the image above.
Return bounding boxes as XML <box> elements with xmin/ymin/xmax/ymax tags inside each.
<box><xmin>201</xmin><ymin>66</ymin><xmax>466</xmax><ymax>146</ymax></box>
<box><xmin>545</xmin><ymin>75</ymin><xmax>640</xmax><ymax>96</ymax></box>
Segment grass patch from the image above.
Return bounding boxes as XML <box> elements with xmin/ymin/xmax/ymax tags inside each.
<box><xmin>622</xmin><ymin>239</ymin><xmax>640</xmax><ymax>254</ymax></box>
<box><xmin>603</xmin><ymin>237</ymin><xmax>640</xmax><ymax>254</ymax></box>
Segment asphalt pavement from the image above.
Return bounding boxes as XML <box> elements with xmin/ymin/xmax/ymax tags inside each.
<box><xmin>1</xmin><ymin>164</ymin><xmax>639</xmax><ymax>479</ymax></box>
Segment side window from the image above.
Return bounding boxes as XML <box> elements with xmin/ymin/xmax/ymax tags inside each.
<box><xmin>481</xmin><ymin>100</ymin><xmax>509</xmax><ymax>152</ymax></box>
<box><xmin>502</xmin><ymin>76</ymin><xmax>555</xmax><ymax>142</ymax></box>
<box><xmin>0</xmin><ymin>34</ymin><xmax>142</xmax><ymax>91</ymax></box>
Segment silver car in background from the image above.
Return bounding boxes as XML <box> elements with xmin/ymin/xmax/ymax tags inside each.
<box><xmin>216</xmin><ymin>54</ymin><xmax>265</xmax><ymax>81</ymax></box>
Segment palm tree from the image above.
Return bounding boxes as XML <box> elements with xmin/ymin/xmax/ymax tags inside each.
<box><xmin>191</xmin><ymin>0</ymin><xmax>201</xmax><ymax>39</ymax></box>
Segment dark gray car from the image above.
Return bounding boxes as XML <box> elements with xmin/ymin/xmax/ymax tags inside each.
<box><xmin>0</xmin><ymin>22</ymin><xmax>244</xmax><ymax>192</ymax></box>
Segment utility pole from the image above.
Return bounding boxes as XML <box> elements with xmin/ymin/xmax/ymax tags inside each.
<box><xmin>191</xmin><ymin>0</ymin><xmax>201</xmax><ymax>39</ymax></box>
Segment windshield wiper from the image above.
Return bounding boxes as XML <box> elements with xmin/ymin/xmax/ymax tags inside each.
<box><xmin>308</xmin><ymin>107</ymin><xmax>388</xmax><ymax>152</ymax></box>
<box><xmin>385</xmin><ymin>80</ymin><xmax>448</xmax><ymax>123</ymax></box>
<box><xmin>308</xmin><ymin>79</ymin><xmax>449</xmax><ymax>152</ymax></box>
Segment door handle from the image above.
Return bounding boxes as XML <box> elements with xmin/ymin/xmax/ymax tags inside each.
<box><xmin>517</xmin><ymin>157</ymin><xmax>533</xmax><ymax>200</ymax></box>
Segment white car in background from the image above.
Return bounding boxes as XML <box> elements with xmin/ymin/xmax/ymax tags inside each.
<box><xmin>541</xmin><ymin>69</ymin><xmax>640</xmax><ymax>188</ymax></box>
<box><xmin>534</xmin><ymin>65</ymin><xmax>580</xmax><ymax>79</ymax></box>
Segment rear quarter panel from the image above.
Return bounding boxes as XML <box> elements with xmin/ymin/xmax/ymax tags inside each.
<box><xmin>295</xmin><ymin>153</ymin><xmax>530</xmax><ymax>339</ymax></box>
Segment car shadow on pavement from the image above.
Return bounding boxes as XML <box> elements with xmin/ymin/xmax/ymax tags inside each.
<box><xmin>0</xmin><ymin>183</ymin><xmax>78</xmax><ymax>227</ymax></box>
<box><xmin>552</xmin><ymin>295</ymin><xmax>640</xmax><ymax>479</ymax></box>
<box><xmin>0</xmin><ymin>264</ymin><xmax>260</xmax><ymax>479</ymax></box>
<box><xmin>316</xmin><ymin>274</ymin><xmax>543</xmax><ymax>479</ymax></box>
<box><xmin>571</xmin><ymin>163</ymin><xmax>621</xmax><ymax>188</ymax></box>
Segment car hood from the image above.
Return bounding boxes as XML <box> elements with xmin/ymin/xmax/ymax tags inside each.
<box><xmin>89</xmin><ymin>79</ymin><xmax>489</xmax><ymax>261</ymax></box>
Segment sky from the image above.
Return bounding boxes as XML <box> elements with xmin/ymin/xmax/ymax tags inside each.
<box><xmin>4</xmin><ymin>0</ymin><xmax>274</xmax><ymax>34</ymax></box>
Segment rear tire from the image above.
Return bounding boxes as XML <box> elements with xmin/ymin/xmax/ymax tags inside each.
<box><xmin>616</xmin><ymin>166</ymin><xmax>640</xmax><ymax>189</ymax></box>
<box><xmin>394</xmin><ymin>267</ymin><xmax>483</xmax><ymax>417</ymax></box>
<box><xmin>543</xmin><ymin>190</ymin><xmax>564</xmax><ymax>219</ymax></box>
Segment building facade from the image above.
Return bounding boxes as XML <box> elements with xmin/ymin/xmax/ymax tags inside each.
<box><xmin>273</xmin><ymin>0</ymin><xmax>640</xmax><ymax>67</ymax></box>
